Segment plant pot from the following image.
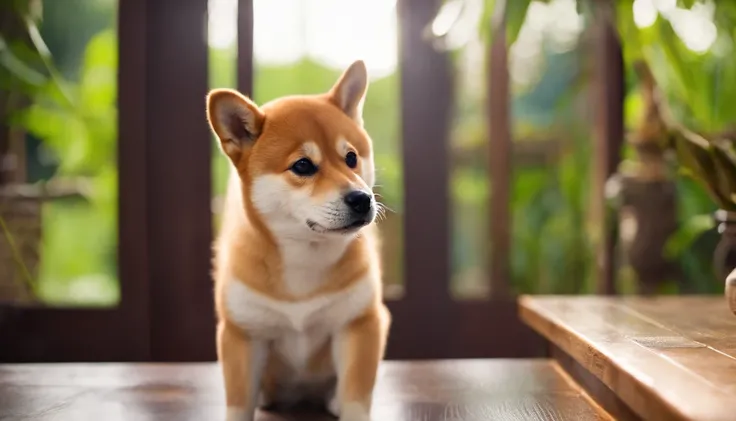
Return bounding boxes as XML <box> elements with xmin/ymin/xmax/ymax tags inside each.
<box><xmin>616</xmin><ymin>176</ymin><xmax>679</xmax><ymax>294</ymax></box>
<box><xmin>0</xmin><ymin>191</ymin><xmax>41</xmax><ymax>304</ymax></box>
<box><xmin>713</xmin><ymin>210</ymin><xmax>736</xmax><ymax>280</ymax></box>
<box><xmin>714</xmin><ymin>210</ymin><xmax>736</xmax><ymax>315</ymax></box>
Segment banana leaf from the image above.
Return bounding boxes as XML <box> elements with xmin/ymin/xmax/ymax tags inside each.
<box><xmin>673</xmin><ymin>131</ymin><xmax>736</xmax><ymax>210</ymax></box>
<box><xmin>710</xmin><ymin>143</ymin><xmax>736</xmax><ymax>209</ymax></box>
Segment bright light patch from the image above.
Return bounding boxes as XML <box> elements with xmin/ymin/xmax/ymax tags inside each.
<box><xmin>633</xmin><ymin>0</ymin><xmax>658</xmax><ymax>28</ymax></box>
<box><xmin>208</xmin><ymin>0</ymin><xmax>398</xmax><ymax>78</ymax></box>
<box><xmin>208</xmin><ymin>0</ymin><xmax>238</xmax><ymax>49</ymax></box>
<box><xmin>509</xmin><ymin>0</ymin><xmax>584</xmax><ymax>87</ymax></box>
<box><xmin>667</xmin><ymin>2</ymin><xmax>717</xmax><ymax>53</ymax></box>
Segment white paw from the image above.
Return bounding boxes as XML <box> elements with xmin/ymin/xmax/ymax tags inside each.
<box><xmin>338</xmin><ymin>402</ymin><xmax>371</xmax><ymax>421</ymax></box>
<box><xmin>327</xmin><ymin>392</ymin><xmax>340</xmax><ymax>417</ymax></box>
<box><xmin>226</xmin><ymin>407</ymin><xmax>253</xmax><ymax>421</ymax></box>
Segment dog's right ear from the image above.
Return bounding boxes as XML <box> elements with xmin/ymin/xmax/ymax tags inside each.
<box><xmin>206</xmin><ymin>89</ymin><xmax>265</xmax><ymax>162</ymax></box>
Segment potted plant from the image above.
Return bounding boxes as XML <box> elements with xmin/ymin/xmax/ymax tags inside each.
<box><xmin>606</xmin><ymin>61</ymin><xmax>680</xmax><ymax>295</ymax></box>
<box><xmin>669</xmin><ymin>122</ymin><xmax>736</xmax><ymax>314</ymax></box>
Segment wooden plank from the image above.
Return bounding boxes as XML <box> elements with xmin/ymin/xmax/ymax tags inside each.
<box><xmin>145</xmin><ymin>0</ymin><xmax>215</xmax><ymax>361</ymax></box>
<box><xmin>395</xmin><ymin>0</ymin><xmax>453</xmax><ymax>357</ymax></box>
<box><xmin>520</xmin><ymin>296</ymin><xmax>736</xmax><ymax>421</ymax></box>
<box><xmin>237</xmin><ymin>0</ymin><xmax>255</xmax><ymax>96</ymax></box>
<box><xmin>591</xmin><ymin>1</ymin><xmax>625</xmax><ymax>295</ymax></box>
<box><xmin>487</xmin><ymin>0</ymin><xmax>512</xmax><ymax>298</ymax></box>
<box><xmin>622</xmin><ymin>296</ymin><xmax>736</xmax><ymax>359</ymax></box>
<box><xmin>0</xmin><ymin>360</ymin><xmax>612</xmax><ymax>420</ymax></box>
<box><xmin>551</xmin><ymin>344</ymin><xmax>642</xmax><ymax>421</ymax></box>
<box><xmin>385</xmin><ymin>298</ymin><xmax>545</xmax><ymax>359</ymax></box>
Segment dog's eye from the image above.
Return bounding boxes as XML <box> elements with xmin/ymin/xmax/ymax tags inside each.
<box><xmin>290</xmin><ymin>158</ymin><xmax>318</xmax><ymax>176</ymax></box>
<box><xmin>345</xmin><ymin>151</ymin><xmax>358</xmax><ymax>169</ymax></box>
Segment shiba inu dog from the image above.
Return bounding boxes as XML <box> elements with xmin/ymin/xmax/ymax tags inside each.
<box><xmin>206</xmin><ymin>60</ymin><xmax>391</xmax><ymax>421</ymax></box>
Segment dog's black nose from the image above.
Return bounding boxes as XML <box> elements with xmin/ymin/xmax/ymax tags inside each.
<box><xmin>344</xmin><ymin>190</ymin><xmax>372</xmax><ymax>215</ymax></box>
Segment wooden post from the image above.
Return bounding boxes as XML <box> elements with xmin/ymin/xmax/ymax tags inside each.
<box><xmin>237</xmin><ymin>0</ymin><xmax>255</xmax><ymax>97</ymax></box>
<box><xmin>144</xmin><ymin>0</ymin><xmax>214</xmax><ymax>360</ymax></box>
<box><xmin>592</xmin><ymin>2</ymin><xmax>625</xmax><ymax>295</ymax></box>
<box><xmin>392</xmin><ymin>0</ymin><xmax>453</xmax><ymax>358</ymax></box>
<box><xmin>487</xmin><ymin>3</ymin><xmax>511</xmax><ymax>298</ymax></box>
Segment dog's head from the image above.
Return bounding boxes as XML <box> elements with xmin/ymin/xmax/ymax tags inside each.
<box><xmin>206</xmin><ymin>60</ymin><xmax>377</xmax><ymax>239</ymax></box>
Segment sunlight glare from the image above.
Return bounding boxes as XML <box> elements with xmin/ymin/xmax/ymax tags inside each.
<box><xmin>633</xmin><ymin>0</ymin><xmax>657</xmax><ymax>28</ymax></box>
<box><xmin>652</xmin><ymin>0</ymin><xmax>677</xmax><ymax>14</ymax></box>
<box><xmin>208</xmin><ymin>0</ymin><xmax>398</xmax><ymax>79</ymax></box>
<box><xmin>661</xmin><ymin>1</ymin><xmax>717</xmax><ymax>54</ymax></box>
<box><xmin>303</xmin><ymin>0</ymin><xmax>398</xmax><ymax>78</ymax></box>
<box><xmin>431</xmin><ymin>0</ymin><xmax>463</xmax><ymax>37</ymax></box>
<box><xmin>510</xmin><ymin>0</ymin><xmax>583</xmax><ymax>87</ymax></box>
<box><xmin>208</xmin><ymin>0</ymin><xmax>237</xmax><ymax>49</ymax></box>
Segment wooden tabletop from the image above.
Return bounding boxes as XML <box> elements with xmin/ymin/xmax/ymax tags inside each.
<box><xmin>520</xmin><ymin>295</ymin><xmax>736</xmax><ymax>421</ymax></box>
<box><xmin>0</xmin><ymin>359</ymin><xmax>610</xmax><ymax>420</ymax></box>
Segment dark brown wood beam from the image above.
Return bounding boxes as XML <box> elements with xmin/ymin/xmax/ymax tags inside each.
<box><xmin>144</xmin><ymin>0</ymin><xmax>214</xmax><ymax>361</ymax></box>
<box><xmin>487</xmin><ymin>5</ymin><xmax>512</xmax><ymax>298</ymax></box>
<box><xmin>592</xmin><ymin>2</ymin><xmax>625</xmax><ymax>295</ymax></box>
<box><xmin>396</xmin><ymin>0</ymin><xmax>453</xmax><ymax>357</ymax></box>
<box><xmin>237</xmin><ymin>0</ymin><xmax>255</xmax><ymax>97</ymax></box>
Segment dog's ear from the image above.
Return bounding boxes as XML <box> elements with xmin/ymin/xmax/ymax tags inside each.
<box><xmin>328</xmin><ymin>60</ymin><xmax>368</xmax><ymax>125</ymax></box>
<box><xmin>206</xmin><ymin>88</ymin><xmax>265</xmax><ymax>162</ymax></box>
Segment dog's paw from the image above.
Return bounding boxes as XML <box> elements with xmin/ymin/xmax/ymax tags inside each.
<box><xmin>327</xmin><ymin>392</ymin><xmax>340</xmax><ymax>417</ymax></box>
<box><xmin>226</xmin><ymin>407</ymin><xmax>253</xmax><ymax>421</ymax></box>
<box><xmin>338</xmin><ymin>402</ymin><xmax>371</xmax><ymax>421</ymax></box>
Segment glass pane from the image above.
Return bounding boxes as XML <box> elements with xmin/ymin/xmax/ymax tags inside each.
<box><xmin>0</xmin><ymin>0</ymin><xmax>119</xmax><ymax>306</ymax></box>
<box><xmin>208</xmin><ymin>0</ymin><xmax>404</xmax><ymax>294</ymax></box>
<box><xmin>448</xmin><ymin>31</ymin><xmax>490</xmax><ymax>299</ymax></box>
<box><xmin>506</xmin><ymin>0</ymin><xmax>593</xmax><ymax>295</ymax></box>
<box><xmin>448</xmin><ymin>0</ymin><xmax>596</xmax><ymax>298</ymax></box>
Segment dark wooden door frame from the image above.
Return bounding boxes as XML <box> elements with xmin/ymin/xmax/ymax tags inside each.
<box><xmin>0</xmin><ymin>0</ymin><xmax>215</xmax><ymax>363</ymax></box>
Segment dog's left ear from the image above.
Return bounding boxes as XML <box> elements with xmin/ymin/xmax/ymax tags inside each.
<box><xmin>206</xmin><ymin>88</ymin><xmax>265</xmax><ymax>163</ymax></box>
<box><xmin>328</xmin><ymin>60</ymin><xmax>368</xmax><ymax>125</ymax></box>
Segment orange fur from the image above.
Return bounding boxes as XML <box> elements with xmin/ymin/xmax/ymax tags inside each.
<box><xmin>207</xmin><ymin>60</ymin><xmax>390</xmax><ymax>421</ymax></box>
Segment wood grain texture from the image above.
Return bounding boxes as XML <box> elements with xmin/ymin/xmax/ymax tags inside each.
<box><xmin>519</xmin><ymin>295</ymin><xmax>736</xmax><ymax>421</ymax></box>
<box><xmin>0</xmin><ymin>360</ymin><xmax>610</xmax><ymax>420</ymax></box>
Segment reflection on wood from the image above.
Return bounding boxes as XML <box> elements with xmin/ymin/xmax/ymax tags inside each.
<box><xmin>520</xmin><ymin>295</ymin><xmax>736</xmax><ymax>421</ymax></box>
<box><xmin>0</xmin><ymin>359</ymin><xmax>611</xmax><ymax>420</ymax></box>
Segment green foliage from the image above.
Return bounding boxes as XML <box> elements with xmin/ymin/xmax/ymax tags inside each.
<box><xmin>504</xmin><ymin>0</ymin><xmax>533</xmax><ymax>44</ymax></box>
<box><xmin>614</xmin><ymin>0</ymin><xmax>736</xmax><ymax>289</ymax></box>
<box><xmin>6</xmin><ymin>27</ymin><xmax>120</xmax><ymax>306</ymax></box>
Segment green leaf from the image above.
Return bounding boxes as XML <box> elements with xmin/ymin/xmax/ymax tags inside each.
<box><xmin>673</xmin><ymin>132</ymin><xmax>734</xmax><ymax>209</ymax></box>
<box><xmin>505</xmin><ymin>0</ymin><xmax>532</xmax><ymax>45</ymax></box>
<box><xmin>479</xmin><ymin>0</ymin><xmax>497</xmax><ymax>41</ymax></box>
<box><xmin>79</xmin><ymin>29</ymin><xmax>117</xmax><ymax>111</ymax></box>
<box><xmin>12</xmin><ymin>101</ymin><xmax>92</xmax><ymax>173</ymax></box>
<box><xmin>624</xmin><ymin>89</ymin><xmax>643</xmax><ymax>129</ymax></box>
<box><xmin>710</xmin><ymin>143</ymin><xmax>736</xmax><ymax>207</ymax></box>
<box><xmin>0</xmin><ymin>34</ymin><xmax>47</xmax><ymax>87</ymax></box>
<box><xmin>664</xmin><ymin>213</ymin><xmax>714</xmax><ymax>259</ymax></box>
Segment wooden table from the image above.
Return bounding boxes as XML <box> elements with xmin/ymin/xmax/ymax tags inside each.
<box><xmin>5</xmin><ymin>296</ymin><xmax>729</xmax><ymax>420</ymax></box>
<box><xmin>520</xmin><ymin>295</ymin><xmax>736</xmax><ymax>421</ymax></box>
<box><xmin>0</xmin><ymin>359</ymin><xmax>610</xmax><ymax>420</ymax></box>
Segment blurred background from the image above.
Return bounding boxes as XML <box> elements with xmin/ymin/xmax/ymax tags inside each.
<box><xmin>1</xmin><ymin>0</ymin><xmax>734</xmax><ymax>361</ymax></box>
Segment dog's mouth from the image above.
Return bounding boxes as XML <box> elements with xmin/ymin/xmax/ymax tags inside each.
<box><xmin>306</xmin><ymin>219</ymin><xmax>369</xmax><ymax>234</ymax></box>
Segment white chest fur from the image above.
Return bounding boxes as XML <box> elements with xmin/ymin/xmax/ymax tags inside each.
<box><xmin>224</xmin><ymin>275</ymin><xmax>375</xmax><ymax>373</ymax></box>
<box><xmin>225</xmin><ymin>277</ymin><xmax>374</xmax><ymax>334</ymax></box>
<box><xmin>277</xmin><ymin>238</ymin><xmax>349</xmax><ymax>297</ymax></box>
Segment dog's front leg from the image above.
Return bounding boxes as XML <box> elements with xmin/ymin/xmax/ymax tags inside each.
<box><xmin>217</xmin><ymin>321</ymin><xmax>267</xmax><ymax>421</ymax></box>
<box><xmin>330</xmin><ymin>304</ymin><xmax>391</xmax><ymax>421</ymax></box>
